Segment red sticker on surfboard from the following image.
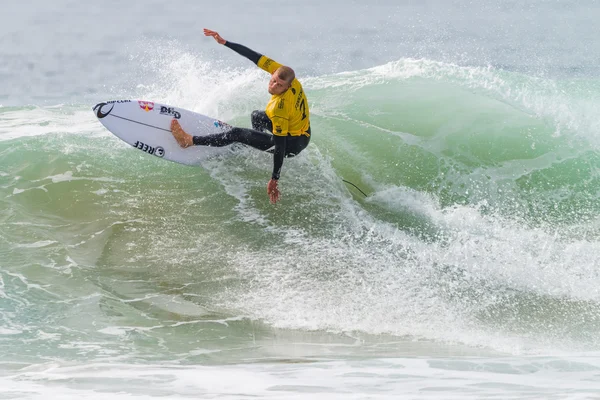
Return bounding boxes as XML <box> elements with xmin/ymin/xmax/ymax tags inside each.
<box><xmin>138</xmin><ymin>101</ymin><xmax>154</xmax><ymax>112</ymax></box>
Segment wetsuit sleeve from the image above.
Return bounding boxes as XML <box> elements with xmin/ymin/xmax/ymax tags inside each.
<box><xmin>223</xmin><ymin>42</ymin><xmax>282</xmax><ymax>75</ymax></box>
<box><xmin>224</xmin><ymin>41</ymin><xmax>262</xmax><ymax>65</ymax></box>
<box><xmin>272</xmin><ymin>135</ymin><xmax>286</xmax><ymax>180</ymax></box>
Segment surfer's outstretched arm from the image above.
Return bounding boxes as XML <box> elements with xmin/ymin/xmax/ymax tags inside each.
<box><xmin>204</xmin><ymin>29</ymin><xmax>262</xmax><ymax>65</ymax></box>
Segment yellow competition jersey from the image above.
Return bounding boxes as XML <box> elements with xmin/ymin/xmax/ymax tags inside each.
<box><xmin>257</xmin><ymin>55</ymin><xmax>310</xmax><ymax>137</ymax></box>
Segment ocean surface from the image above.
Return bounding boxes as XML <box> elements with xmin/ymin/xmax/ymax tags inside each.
<box><xmin>3</xmin><ymin>0</ymin><xmax>600</xmax><ymax>398</ymax></box>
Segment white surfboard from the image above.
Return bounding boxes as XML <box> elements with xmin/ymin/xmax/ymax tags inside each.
<box><xmin>92</xmin><ymin>100</ymin><xmax>233</xmax><ymax>165</ymax></box>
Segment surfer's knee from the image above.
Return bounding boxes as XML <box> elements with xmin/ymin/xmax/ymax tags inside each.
<box><xmin>250</xmin><ymin>110</ymin><xmax>261</xmax><ymax>126</ymax></box>
<box><xmin>251</xmin><ymin>110</ymin><xmax>271</xmax><ymax>132</ymax></box>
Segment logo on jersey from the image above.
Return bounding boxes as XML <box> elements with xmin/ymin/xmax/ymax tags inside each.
<box><xmin>263</xmin><ymin>58</ymin><xmax>274</xmax><ymax>70</ymax></box>
<box><xmin>138</xmin><ymin>101</ymin><xmax>154</xmax><ymax>112</ymax></box>
<box><xmin>295</xmin><ymin>89</ymin><xmax>304</xmax><ymax>108</ymax></box>
<box><xmin>159</xmin><ymin>106</ymin><xmax>181</xmax><ymax>119</ymax></box>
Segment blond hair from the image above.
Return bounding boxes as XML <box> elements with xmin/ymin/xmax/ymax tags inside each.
<box><xmin>276</xmin><ymin>66</ymin><xmax>295</xmax><ymax>84</ymax></box>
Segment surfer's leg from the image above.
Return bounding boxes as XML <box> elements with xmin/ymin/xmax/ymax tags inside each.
<box><xmin>193</xmin><ymin>127</ymin><xmax>274</xmax><ymax>152</ymax></box>
<box><xmin>251</xmin><ymin>110</ymin><xmax>272</xmax><ymax>132</ymax></box>
<box><xmin>173</xmin><ymin>118</ymin><xmax>310</xmax><ymax>155</ymax></box>
<box><xmin>170</xmin><ymin>118</ymin><xmax>272</xmax><ymax>151</ymax></box>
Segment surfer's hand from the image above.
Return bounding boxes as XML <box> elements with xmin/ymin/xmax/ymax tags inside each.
<box><xmin>203</xmin><ymin>29</ymin><xmax>226</xmax><ymax>45</ymax></box>
<box><xmin>267</xmin><ymin>179</ymin><xmax>280</xmax><ymax>204</ymax></box>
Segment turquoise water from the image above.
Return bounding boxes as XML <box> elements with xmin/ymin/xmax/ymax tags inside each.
<box><xmin>3</xmin><ymin>1</ymin><xmax>600</xmax><ymax>398</ymax></box>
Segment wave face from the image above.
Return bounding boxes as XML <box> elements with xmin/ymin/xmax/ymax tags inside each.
<box><xmin>2</xmin><ymin>53</ymin><xmax>600</xmax><ymax>367</ymax></box>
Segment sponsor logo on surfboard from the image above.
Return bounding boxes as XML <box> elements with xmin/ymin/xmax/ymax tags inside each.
<box><xmin>213</xmin><ymin>120</ymin><xmax>231</xmax><ymax>129</ymax></box>
<box><xmin>138</xmin><ymin>101</ymin><xmax>154</xmax><ymax>112</ymax></box>
<box><xmin>106</xmin><ymin>100</ymin><xmax>131</xmax><ymax>104</ymax></box>
<box><xmin>93</xmin><ymin>102</ymin><xmax>114</xmax><ymax>119</ymax></box>
<box><xmin>133</xmin><ymin>140</ymin><xmax>164</xmax><ymax>158</ymax></box>
<box><xmin>159</xmin><ymin>106</ymin><xmax>181</xmax><ymax>119</ymax></box>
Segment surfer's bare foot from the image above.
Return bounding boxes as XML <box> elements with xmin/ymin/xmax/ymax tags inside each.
<box><xmin>171</xmin><ymin>119</ymin><xmax>193</xmax><ymax>148</ymax></box>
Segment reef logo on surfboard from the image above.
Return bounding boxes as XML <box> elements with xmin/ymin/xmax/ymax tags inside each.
<box><xmin>132</xmin><ymin>140</ymin><xmax>165</xmax><ymax>158</ymax></box>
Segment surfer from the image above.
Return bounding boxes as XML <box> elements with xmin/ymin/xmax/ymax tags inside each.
<box><xmin>170</xmin><ymin>29</ymin><xmax>311</xmax><ymax>204</ymax></box>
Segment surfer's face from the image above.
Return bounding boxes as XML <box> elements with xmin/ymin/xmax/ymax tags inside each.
<box><xmin>268</xmin><ymin>72</ymin><xmax>290</xmax><ymax>95</ymax></box>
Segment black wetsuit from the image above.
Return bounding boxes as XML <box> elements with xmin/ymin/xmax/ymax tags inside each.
<box><xmin>192</xmin><ymin>41</ymin><xmax>310</xmax><ymax>180</ymax></box>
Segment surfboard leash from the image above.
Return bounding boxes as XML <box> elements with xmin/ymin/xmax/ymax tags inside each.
<box><xmin>342</xmin><ymin>179</ymin><xmax>368</xmax><ymax>197</ymax></box>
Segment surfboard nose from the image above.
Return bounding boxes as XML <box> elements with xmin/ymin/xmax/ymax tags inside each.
<box><xmin>93</xmin><ymin>102</ymin><xmax>113</xmax><ymax>119</ymax></box>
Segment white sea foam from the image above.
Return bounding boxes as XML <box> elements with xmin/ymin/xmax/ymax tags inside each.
<box><xmin>15</xmin><ymin>241</ymin><xmax>58</xmax><ymax>249</ymax></box>
<box><xmin>2</xmin><ymin>358</ymin><xmax>600</xmax><ymax>399</ymax></box>
<box><xmin>0</xmin><ymin>328</ymin><xmax>22</xmax><ymax>335</ymax></box>
<box><xmin>0</xmin><ymin>107</ymin><xmax>106</xmax><ymax>142</ymax></box>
